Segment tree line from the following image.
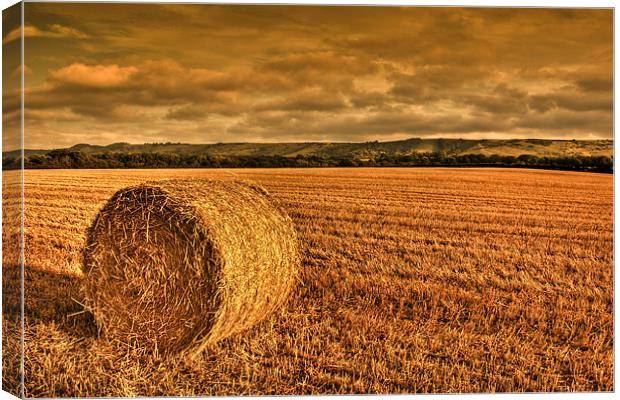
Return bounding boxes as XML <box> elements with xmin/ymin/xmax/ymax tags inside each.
<box><xmin>2</xmin><ymin>149</ymin><xmax>613</xmax><ymax>173</ymax></box>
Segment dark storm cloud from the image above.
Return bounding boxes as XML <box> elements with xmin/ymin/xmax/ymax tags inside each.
<box><xmin>253</xmin><ymin>90</ymin><xmax>348</xmax><ymax>112</ymax></box>
<box><xmin>528</xmin><ymin>87</ymin><xmax>612</xmax><ymax>113</ymax></box>
<box><xmin>518</xmin><ymin>110</ymin><xmax>612</xmax><ymax>134</ymax></box>
<box><xmin>259</xmin><ymin>52</ymin><xmax>379</xmax><ymax>89</ymax></box>
<box><xmin>457</xmin><ymin>84</ymin><xmax>530</xmax><ymax>115</ymax></box>
<box><xmin>11</xmin><ymin>4</ymin><xmax>613</xmax><ymax>149</ymax></box>
<box><xmin>575</xmin><ymin>77</ymin><xmax>613</xmax><ymax>92</ymax></box>
<box><xmin>348</xmin><ymin>91</ymin><xmax>391</xmax><ymax>109</ymax></box>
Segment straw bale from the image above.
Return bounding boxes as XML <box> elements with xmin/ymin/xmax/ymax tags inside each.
<box><xmin>82</xmin><ymin>179</ymin><xmax>298</xmax><ymax>355</ymax></box>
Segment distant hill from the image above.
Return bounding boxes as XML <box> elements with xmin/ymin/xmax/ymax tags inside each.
<box><xmin>7</xmin><ymin>138</ymin><xmax>614</xmax><ymax>159</ymax></box>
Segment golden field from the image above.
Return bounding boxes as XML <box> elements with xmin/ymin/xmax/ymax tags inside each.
<box><xmin>2</xmin><ymin>167</ymin><xmax>614</xmax><ymax>396</ymax></box>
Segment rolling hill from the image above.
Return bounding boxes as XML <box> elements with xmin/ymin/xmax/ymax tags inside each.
<box><xmin>6</xmin><ymin>138</ymin><xmax>614</xmax><ymax>159</ymax></box>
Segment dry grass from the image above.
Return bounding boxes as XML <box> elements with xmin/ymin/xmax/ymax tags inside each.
<box><xmin>2</xmin><ymin>167</ymin><xmax>613</xmax><ymax>396</ymax></box>
<box><xmin>2</xmin><ymin>170</ymin><xmax>24</xmax><ymax>398</ymax></box>
<box><xmin>82</xmin><ymin>179</ymin><xmax>298</xmax><ymax>356</ymax></box>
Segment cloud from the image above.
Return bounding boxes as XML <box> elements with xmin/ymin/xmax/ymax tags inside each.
<box><xmin>348</xmin><ymin>90</ymin><xmax>390</xmax><ymax>109</ymax></box>
<box><xmin>574</xmin><ymin>77</ymin><xmax>613</xmax><ymax>92</ymax></box>
<box><xmin>47</xmin><ymin>24</ymin><xmax>88</xmax><ymax>39</ymax></box>
<box><xmin>3</xmin><ymin>23</ymin><xmax>88</xmax><ymax>44</ymax></box>
<box><xmin>25</xmin><ymin>60</ymin><xmax>251</xmax><ymax>125</ymax></box>
<box><xmin>165</xmin><ymin>95</ymin><xmax>247</xmax><ymax>120</ymax></box>
<box><xmin>527</xmin><ymin>86</ymin><xmax>612</xmax><ymax>113</ymax></box>
<box><xmin>50</xmin><ymin>63</ymin><xmax>137</xmax><ymax>88</ymax></box>
<box><xmin>459</xmin><ymin>84</ymin><xmax>529</xmax><ymax>115</ymax></box>
<box><xmin>253</xmin><ymin>89</ymin><xmax>348</xmax><ymax>112</ymax></box>
<box><xmin>229</xmin><ymin>111</ymin><xmax>505</xmax><ymax>143</ymax></box>
<box><xmin>13</xmin><ymin>5</ymin><xmax>613</xmax><ymax>148</ymax></box>
<box><xmin>255</xmin><ymin>51</ymin><xmax>380</xmax><ymax>93</ymax></box>
<box><xmin>28</xmin><ymin>55</ymin><xmax>367</xmax><ymax>122</ymax></box>
<box><xmin>528</xmin><ymin>95</ymin><xmax>557</xmax><ymax>113</ymax></box>
<box><xmin>22</xmin><ymin>54</ymin><xmax>614</xmax><ymax>145</ymax></box>
<box><xmin>517</xmin><ymin>110</ymin><xmax>611</xmax><ymax>134</ymax></box>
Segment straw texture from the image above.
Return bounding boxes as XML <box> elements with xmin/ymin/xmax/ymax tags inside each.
<box><xmin>82</xmin><ymin>179</ymin><xmax>298</xmax><ymax>356</ymax></box>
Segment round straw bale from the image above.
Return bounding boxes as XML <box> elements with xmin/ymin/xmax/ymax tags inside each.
<box><xmin>82</xmin><ymin>179</ymin><xmax>298</xmax><ymax>355</ymax></box>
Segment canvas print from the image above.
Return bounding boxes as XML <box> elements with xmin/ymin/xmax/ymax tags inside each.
<box><xmin>1</xmin><ymin>3</ymin><xmax>613</xmax><ymax>397</ymax></box>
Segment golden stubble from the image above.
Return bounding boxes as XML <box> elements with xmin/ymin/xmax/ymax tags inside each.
<box><xmin>3</xmin><ymin>167</ymin><xmax>613</xmax><ymax>396</ymax></box>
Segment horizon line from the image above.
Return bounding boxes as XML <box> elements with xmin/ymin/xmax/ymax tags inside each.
<box><xmin>7</xmin><ymin>136</ymin><xmax>614</xmax><ymax>152</ymax></box>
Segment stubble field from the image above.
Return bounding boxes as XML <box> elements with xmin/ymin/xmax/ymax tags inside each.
<box><xmin>2</xmin><ymin>167</ymin><xmax>614</xmax><ymax>396</ymax></box>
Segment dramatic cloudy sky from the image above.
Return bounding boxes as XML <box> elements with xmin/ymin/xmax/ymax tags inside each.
<box><xmin>2</xmin><ymin>4</ymin><xmax>613</xmax><ymax>150</ymax></box>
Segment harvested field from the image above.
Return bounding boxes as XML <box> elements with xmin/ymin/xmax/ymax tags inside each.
<box><xmin>2</xmin><ymin>167</ymin><xmax>614</xmax><ymax>396</ymax></box>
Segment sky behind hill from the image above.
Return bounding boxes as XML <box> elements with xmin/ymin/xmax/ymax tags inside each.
<box><xmin>1</xmin><ymin>4</ymin><xmax>613</xmax><ymax>150</ymax></box>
